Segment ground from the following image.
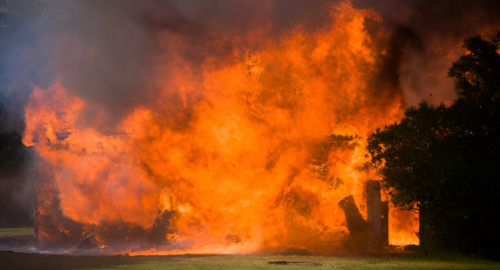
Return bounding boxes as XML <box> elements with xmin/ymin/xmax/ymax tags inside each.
<box><xmin>1</xmin><ymin>228</ymin><xmax>499</xmax><ymax>270</ymax></box>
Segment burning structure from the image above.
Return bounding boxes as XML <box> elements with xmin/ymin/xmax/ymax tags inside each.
<box><xmin>1</xmin><ymin>0</ymin><xmax>497</xmax><ymax>255</ymax></box>
<box><xmin>23</xmin><ymin>1</ymin><xmax>410</xmax><ymax>254</ymax></box>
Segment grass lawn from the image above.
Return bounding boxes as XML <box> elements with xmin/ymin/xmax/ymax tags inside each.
<box><xmin>1</xmin><ymin>228</ymin><xmax>499</xmax><ymax>270</ymax></box>
<box><xmin>1</xmin><ymin>252</ymin><xmax>500</xmax><ymax>270</ymax></box>
<box><xmin>0</xmin><ymin>227</ymin><xmax>33</xmax><ymax>237</ymax></box>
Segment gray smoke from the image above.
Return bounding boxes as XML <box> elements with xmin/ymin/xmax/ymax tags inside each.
<box><xmin>46</xmin><ymin>0</ymin><xmax>500</xmax><ymax>117</ymax></box>
<box><xmin>3</xmin><ymin>0</ymin><xmax>500</xmax><ymax>128</ymax></box>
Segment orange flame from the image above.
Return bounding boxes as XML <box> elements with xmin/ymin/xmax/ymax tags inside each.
<box><xmin>24</xmin><ymin>1</ymin><xmax>418</xmax><ymax>254</ymax></box>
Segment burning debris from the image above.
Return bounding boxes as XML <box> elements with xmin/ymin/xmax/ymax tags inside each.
<box><xmin>76</xmin><ymin>233</ymin><xmax>97</xmax><ymax>250</ymax></box>
<box><xmin>337</xmin><ymin>181</ymin><xmax>389</xmax><ymax>251</ymax></box>
<box><xmin>148</xmin><ymin>209</ymin><xmax>178</xmax><ymax>244</ymax></box>
<box><xmin>338</xmin><ymin>195</ymin><xmax>368</xmax><ymax>249</ymax></box>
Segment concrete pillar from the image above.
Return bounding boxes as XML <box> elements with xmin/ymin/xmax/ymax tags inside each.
<box><xmin>381</xmin><ymin>200</ymin><xmax>389</xmax><ymax>247</ymax></box>
<box><xmin>367</xmin><ymin>180</ymin><xmax>382</xmax><ymax>248</ymax></box>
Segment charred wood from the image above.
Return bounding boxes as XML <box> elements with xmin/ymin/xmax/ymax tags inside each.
<box><xmin>148</xmin><ymin>209</ymin><xmax>178</xmax><ymax>244</ymax></box>
<box><xmin>338</xmin><ymin>195</ymin><xmax>368</xmax><ymax>248</ymax></box>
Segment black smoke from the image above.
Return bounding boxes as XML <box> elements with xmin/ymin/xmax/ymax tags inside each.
<box><xmin>356</xmin><ymin>0</ymin><xmax>500</xmax><ymax>105</ymax></box>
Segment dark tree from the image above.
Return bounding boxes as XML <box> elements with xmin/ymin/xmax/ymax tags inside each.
<box><xmin>368</xmin><ymin>31</ymin><xmax>500</xmax><ymax>258</ymax></box>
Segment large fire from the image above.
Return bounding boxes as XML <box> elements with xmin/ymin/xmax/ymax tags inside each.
<box><xmin>23</xmin><ymin>1</ymin><xmax>419</xmax><ymax>254</ymax></box>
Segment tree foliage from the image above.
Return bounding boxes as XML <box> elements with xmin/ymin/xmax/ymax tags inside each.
<box><xmin>368</xmin><ymin>31</ymin><xmax>500</xmax><ymax>257</ymax></box>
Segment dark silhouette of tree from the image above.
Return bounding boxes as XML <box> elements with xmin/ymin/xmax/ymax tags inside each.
<box><xmin>368</xmin><ymin>31</ymin><xmax>500</xmax><ymax>258</ymax></box>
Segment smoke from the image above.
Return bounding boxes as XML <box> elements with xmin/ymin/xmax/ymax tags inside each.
<box><xmin>0</xmin><ymin>96</ymin><xmax>34</xmax><ymax>228</ymax></box>
<box><xmin>47</xmin><ymin>0</ymin><xmax>500</xmax><ymax>120</ymax></box>
<box><xmin>0</xmin><ymin>0</ymin><xmax>43</xmax><ymax>227</ymax></box>
<box><xmin>356</xmin><ymin>0</ymin><xmax>500</xmax><ymax>106</ymax></box>
<box><xmin>4</xmin><ymin>0</ymin><xmax>499</xmax><ymax>127</ymax></box>
<box><xmin>2</xmin><ymin>0</ymin><xmax>500</xmax><ymax>126</ymax></box>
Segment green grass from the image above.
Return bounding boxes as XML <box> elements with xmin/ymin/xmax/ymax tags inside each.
<box><xmin>1</xmin><ymin>252</ymin><xmax>499</xmax><ymax>270</ymax></box>
<box><xmin>0</xmin><ymin>227</ymin><xmax>33</xmax><ymax>237</ymax></box>
<box><xmin>1</xmin><ymin>230</ymin><xmax>498</xmax><ymax>270</ymax></box>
